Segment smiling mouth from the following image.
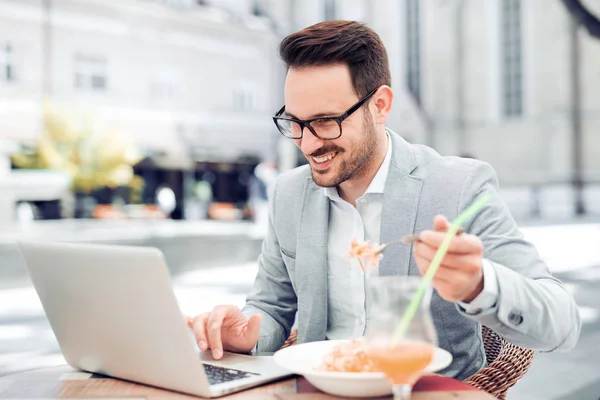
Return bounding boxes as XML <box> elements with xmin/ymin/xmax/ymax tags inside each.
<box><xmin>311</xmin><ymin>152</ymin><xmax>337</xmax><ymax>164</ymax></box>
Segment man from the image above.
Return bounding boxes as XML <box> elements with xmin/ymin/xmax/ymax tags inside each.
<box><xmin>190</xmin><ymin>20</ymin><xmax>580</xmax><ymax>380</ymax></box>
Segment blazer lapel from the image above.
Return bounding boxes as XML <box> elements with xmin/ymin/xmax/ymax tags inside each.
<box><xmin>378</xmin><ymin>132</ymin><xmax>424</xmax><ymax>277</ymax></box>
<box><xmin>295</xmin><ymin>177</ymin><xmax>329</xmax><ymax>343</ymax></box>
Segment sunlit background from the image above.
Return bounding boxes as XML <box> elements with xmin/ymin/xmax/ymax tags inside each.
<box><xmin>1</xmin><ymin>0</ymin><xmax>600</xmax><ymax>399</ymax></box>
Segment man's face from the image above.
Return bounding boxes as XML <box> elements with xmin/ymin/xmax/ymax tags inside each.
<box><xmin>283</xmin><ymin>64</ymin><xmax>378</xmax><ymax>187</ymax></box>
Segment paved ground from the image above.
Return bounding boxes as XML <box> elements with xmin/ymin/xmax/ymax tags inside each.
<box><xmin>509</xmin><ymin>264</ymin><xmax>600</xmax><ymax>399</ymax></box>
<box><xmin>1</xmin><ymin>222</ymin><xmax>600</xmax><ymax>399</ymax></box>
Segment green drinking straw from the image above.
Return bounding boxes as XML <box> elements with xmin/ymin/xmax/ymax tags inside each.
<box><xmin>391</xmin><ymin>193</ymin><xmax>492</xmax><ymax>345</ymax></box>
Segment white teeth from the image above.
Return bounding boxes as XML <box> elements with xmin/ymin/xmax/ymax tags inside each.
<box><xmin>313</xmin><ymin>152</ymin><xmax>336</xmax><ymax>163</ymax></box>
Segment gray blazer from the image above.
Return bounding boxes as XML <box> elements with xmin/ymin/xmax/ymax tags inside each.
<box><xmin>242</xmin><ymin>129</ymin><xmax>580</xmax><ymax>380</ymax></box>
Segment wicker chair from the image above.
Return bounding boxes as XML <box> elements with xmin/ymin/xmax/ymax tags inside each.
<box><xmin>466</xmin><ymin>326</ymin><xmax>534</xmax><ymax>399</ymax></box>
<box><xmin>281</xmin><ymin>326</ymin><xmax>534</xmax><ymax>399</ymax></box>
<box><xmin>280</xmin><ymin>328</ymin><xmax>298</xmax><ymax>350</ymax></box>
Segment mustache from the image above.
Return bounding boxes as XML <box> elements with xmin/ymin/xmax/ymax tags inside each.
<box><xmin>307</xmin><ymin>146</ymin><xmax>345</xmax><ymax>158</ymax></box>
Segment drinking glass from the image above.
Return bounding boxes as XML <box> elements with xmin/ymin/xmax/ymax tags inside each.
<box><xmin>364</xmin><ymin>275</ymin><xmax>438</xmax><ymax>400</ymax></box>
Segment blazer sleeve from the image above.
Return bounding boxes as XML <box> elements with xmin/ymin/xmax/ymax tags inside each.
<box><xmin>454</xmin><ymin>161</ymin><xmax>581</xmax><ymax>352</ymax></box>
<box><xmin>242</xmin><ymin>177</ymin><xmax>297</xmax><ymax>352</ymax></box>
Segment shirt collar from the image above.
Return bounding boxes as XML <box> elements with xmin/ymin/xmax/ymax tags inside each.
<box><xmin>324</xmin><ymin>131</ymin><xmax>392</xmax><ymax>200</ymax></box>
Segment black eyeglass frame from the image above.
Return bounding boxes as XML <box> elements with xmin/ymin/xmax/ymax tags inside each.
<box><xmin>272</xmin><ymin>87</ymin><xmax>378</xmax><ymax>140</ymax></box>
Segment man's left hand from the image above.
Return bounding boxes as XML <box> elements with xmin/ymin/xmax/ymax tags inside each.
<box><xmin>413</xmin><ymin>215</ymin><xmax>484</xmax><ymax>303</ymax></box>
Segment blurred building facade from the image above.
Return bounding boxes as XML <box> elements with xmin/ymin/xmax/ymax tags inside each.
<box><xmin>1</xmin><ymin>0</ymin><xmax>600</xmax><ymax>219</ymax></box>
<box><xmin>416</xmin><ymin>0</ymin><xmax>600</xmax><ymax>216</ymax></box>
<box><xmin>0</xmin><ymin>0</ymin><xmax>280</xmax><ymax>167</ymax></box>
<box><xmin>418</xmin><ymin>0</ymin><xmax>600</xmax><ymax>188</ymax></box>
<box><xmin>0</xmin><ymin>0</ymin><xmax>284</xmax><ymax>218</ymax></box>
<box><xmin>279</xmin><ymin>0</ymin><xmax>600</xmax><ymax>217</ymax></box>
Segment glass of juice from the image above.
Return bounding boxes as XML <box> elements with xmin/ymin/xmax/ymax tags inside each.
<box><xmin>364</xmin><ymin>275</ymin><xmax>438</xmax><ymax>400</ymax></box>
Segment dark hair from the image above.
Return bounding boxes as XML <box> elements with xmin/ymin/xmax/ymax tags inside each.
<box><xmin>279</xmin><ymin>20</ymin><xmax>391</xmax><ymax>98</ymax></box>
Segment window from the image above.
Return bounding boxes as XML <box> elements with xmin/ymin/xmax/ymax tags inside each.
<box><xmin>1</xmin><ymin>44</ymin><xmax>14</xmax><ymax>82</ymax></box>
<box><xmin>405</xmin><ymin>0</ymin><xmax>421</xmax><ymax>104</ymax></box>
<box><xmin>234</xmin><ymin>83</ymin><xmax>258</xmax><ymax>111</ymax></box>
<box><xmin>500</xmin><ymin>0</ymin><xmax>523</xmax><ymax>117</ymax></box>
<box><xmin>324</xmin><ymin>0</ymin><xmax>336</xmax><ymax>20</ymax></box>
<box><xmin>74</xmin><ymin>54</ymin><xmax>107</xmax><ymax>91</ymax></box>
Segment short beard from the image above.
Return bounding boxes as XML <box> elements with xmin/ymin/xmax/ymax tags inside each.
<box><xmin>311</xmin><ymin>111</ymin><xmax>379</xmax><ymax>188</ymax></box>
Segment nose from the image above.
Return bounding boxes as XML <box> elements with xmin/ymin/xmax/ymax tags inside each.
<box><xmin>297</xmin><ymin>129</ymin><xmax>325</xmax><ymax>156</ymax></box>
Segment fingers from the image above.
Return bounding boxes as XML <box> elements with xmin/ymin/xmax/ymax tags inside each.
<box><xmin>414</xmin><ymin>253</ymin><xmax>455</xmax><ymax>287</ymax></box>
<box><xmin>192</xmin><ymin>313</ymin><xmax>210</xmax><ymax>351</ymax></box>
<box><xmin>414</xmin><ymin>252</ymin><xmax>475</xmax><ymax>302</ymax></box>
<box><xmin>413</xmin><ymin>240</ymin><xmax>484</xmax><ymax>302</ymax></box>
<box><xmin>206</xmin><ymin>305</ymin><xmax>240</xmax><ymax>359</ymax></box>
<box><xmin>184</xmin><ymin>314</ymin><xmax>193</xmax><ymax>328</ymax></box>
<box><xmin>192</xmin><ymin>307</ymin><xmax>232</xmax><ymax>359</ymax></box>
<box><xmin>433</xmin><ymin>215</ymin><xmax>450</xmax><ymax>232</ymax></box>
<box><xmin>418</xmin><ymin>230</ymin><xmax>483</xmax><ymax>254</ymax></box>
<box><xmin>413</xmin><ymin>242</ymin><xmax>482</xmax><ymax>272</ymax></box>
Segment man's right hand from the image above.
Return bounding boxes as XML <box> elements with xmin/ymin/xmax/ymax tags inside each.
<box><xmin>188</xmin><ymin>305</ymin><xmax>262</xmax><ymax>360</ymax></box>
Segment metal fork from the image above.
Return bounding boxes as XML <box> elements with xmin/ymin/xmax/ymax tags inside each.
<box><xmin>374</xmin><ymin>227</ymin><xmax>465</xmax><ymax>255</ymax></box>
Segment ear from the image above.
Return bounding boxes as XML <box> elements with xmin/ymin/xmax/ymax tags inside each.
<box><xmin>371</xmin><ymin>85</ymin><xmax>393</xmax><ymax>125</ymax></box>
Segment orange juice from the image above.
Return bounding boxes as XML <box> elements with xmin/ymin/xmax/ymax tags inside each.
<box><xmin>367</xmin><ymin>341</ymin><xmax>435</xmax><ymax>385</ymax></box>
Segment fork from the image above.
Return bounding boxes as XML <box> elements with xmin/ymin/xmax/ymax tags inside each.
<box><xmin>374</xmin><ymin>227</ymin><xmax>465</xmax><ymax>255</ymax></box>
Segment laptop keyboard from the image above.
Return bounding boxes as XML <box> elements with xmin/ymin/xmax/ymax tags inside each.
<box><xmin>203</xmin><ymin>364</ymin><xmax>260</xmax><ymax>385</ymax></box>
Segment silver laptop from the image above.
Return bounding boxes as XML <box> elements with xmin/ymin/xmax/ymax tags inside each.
<box><xmin>17</xmin><ymin>240</ymin><xmax>292</xmax><ymax>398</ymax></box>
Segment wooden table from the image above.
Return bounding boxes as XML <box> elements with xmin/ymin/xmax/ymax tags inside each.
<box><xmin>0</xmin><ymin>365</ymin><xmax>494</xmax><ymax>399</ymax></box>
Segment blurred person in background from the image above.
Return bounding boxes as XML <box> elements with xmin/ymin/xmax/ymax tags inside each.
<box><xmin>249</xmin><ymin>161</ymin><xmax>279</xmax><ymax>235</ymax></box>
<box><xmin>188</xmin><ymin>21</ymin><xmax>580</xmax><ymax>380</ymax></box>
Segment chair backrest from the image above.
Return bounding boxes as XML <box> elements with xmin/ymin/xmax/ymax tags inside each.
<box><xmin>281</xmin><ymin>328</ymin><xmax>298</xmax><ymax>349</ymax></box>
<box><xmin>466</xmin><ymin>326</ymin><xmax>535</xmax><ymax>399</ymax></box>
<box><xmin>482</xmin><ymin>326</ymin><xmax>504</xmax><ymax>362</ymax></box>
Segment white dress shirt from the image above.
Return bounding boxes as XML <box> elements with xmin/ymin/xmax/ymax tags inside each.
<box><xmin>324</xmin><ymin>133</ymin><xmax>393</xmax><ymax>340</ymax></box>
<box><xmin>324</xmin><ymin>132</ymin><xmax>498</xmax><ymax>340</ymax></box>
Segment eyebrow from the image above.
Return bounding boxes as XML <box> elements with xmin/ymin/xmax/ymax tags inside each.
<box><xmin>284</xmin><ymin>110</ymin><xmax>341</xmax><ymax>120</ymax></box>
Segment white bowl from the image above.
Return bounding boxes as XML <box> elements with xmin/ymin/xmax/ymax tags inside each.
<box><xmin>273</xmin><ymin>340</ymin><xmax>452</xmax><ymax>398</ymax></box>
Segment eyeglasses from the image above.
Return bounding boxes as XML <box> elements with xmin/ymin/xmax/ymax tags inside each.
<box><xmin>272</xmin><ymin>88</ymin><xmax>378</xmax><ymax>140</ymax></box>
